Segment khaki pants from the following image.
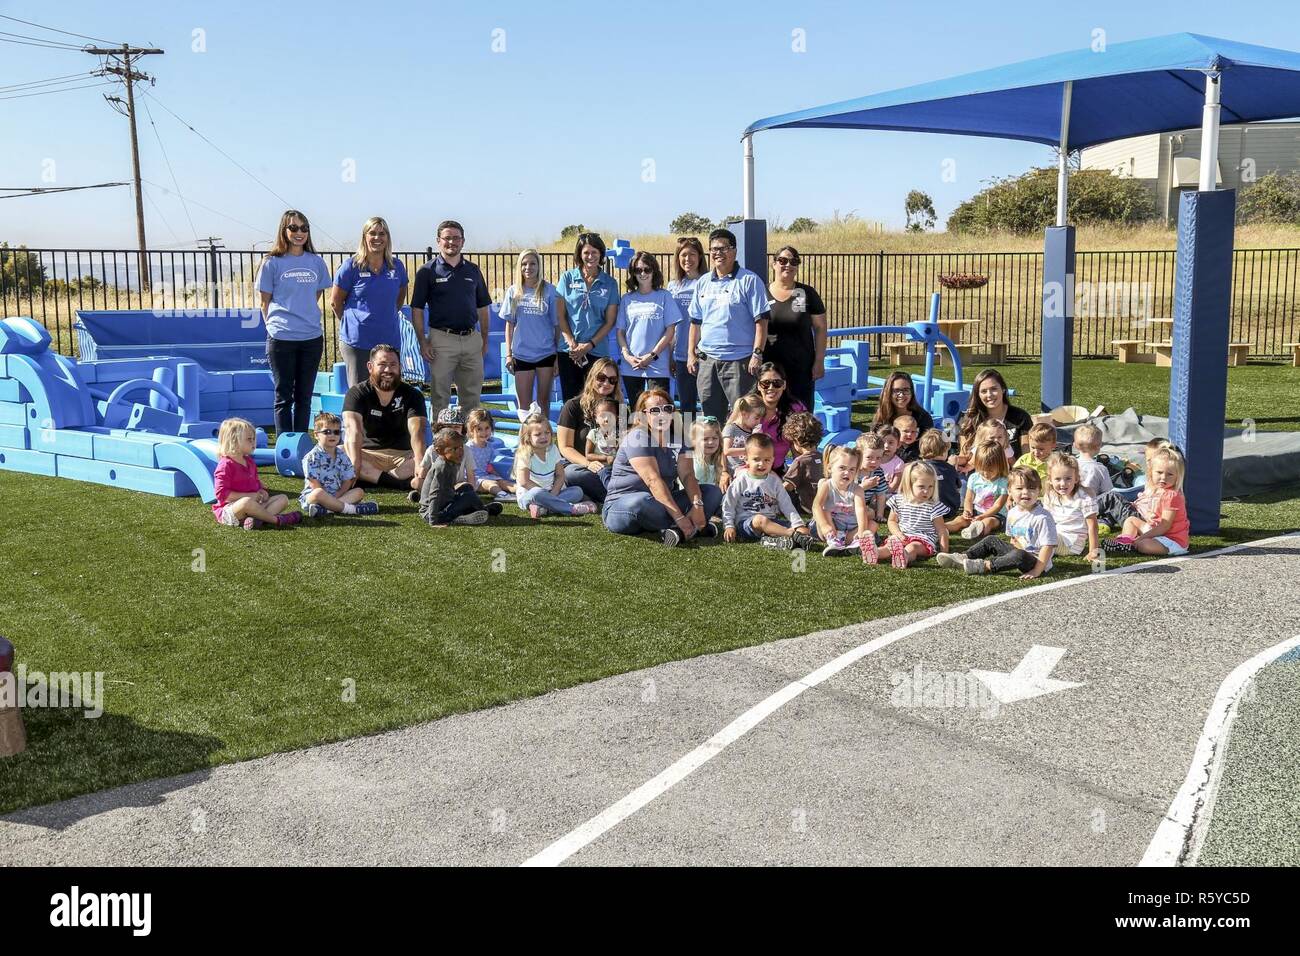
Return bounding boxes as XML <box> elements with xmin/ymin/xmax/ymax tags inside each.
<box><xmin>428</xmin><ymin>327</ymin><xmax>484</xmax><ymax>421</ymax></box>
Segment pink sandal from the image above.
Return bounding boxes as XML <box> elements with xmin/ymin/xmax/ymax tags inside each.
<box><xmin>887</xmin><ymin>536</ymin><xmax>909</xmax><ymax>569</ymax></box>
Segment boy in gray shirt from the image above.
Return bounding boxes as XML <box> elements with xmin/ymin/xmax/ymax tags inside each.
<box><xmin>418</xmin><ymin>429</ymin><xmax>495</xmax><ymax>526</ymax></box>
<box><xmin>721</xmin><ymin>433</ymin><xmax>814</xmax><ymax>551</ymax></box>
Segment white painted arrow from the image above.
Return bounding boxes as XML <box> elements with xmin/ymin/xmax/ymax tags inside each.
<box><xmin>970</xmin><ymin>645</ymin><xmax>1085</xmax><ymax>704</ymax></box>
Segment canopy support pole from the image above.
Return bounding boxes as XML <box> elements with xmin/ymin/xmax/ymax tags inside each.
<box><xmin>1056</xmin><ymin>81</ymin><xmax>1072</xmax><ymax>226</ymax></box>
<box><xmin>743</xmin><ymin>134</ymin><xmax>755</xmax><ymax>219</ymax></box>
<box><xmin>1199</xmin><ymin>72</ymin><xmax>1221</xmax><ymax>190</ymax></box>
<box><xmin>1041</xmin><ymin>81</ymin><xmax>1076</xmax><ymax>411</ymax></box>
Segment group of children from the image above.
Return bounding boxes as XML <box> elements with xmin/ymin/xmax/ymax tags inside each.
<box><xmin>209</xmin><ymin>390</ymin><xmax>1192</xmax><ymax>579</ymax></box>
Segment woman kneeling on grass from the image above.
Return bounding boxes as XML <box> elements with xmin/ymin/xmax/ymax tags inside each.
<box><xmin>212</xmin><ymin>417</ymin><xmax>300</xmax><ymax>530</ymax></box>
<box><xmin>602</xmin><ymin>388</ymin><xmax>723</xmax><ymax>546</ymax></box>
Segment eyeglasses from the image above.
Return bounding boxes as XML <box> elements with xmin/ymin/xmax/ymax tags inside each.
<box><xmin>594</xmin><ymin>373</ymin><xmax>619</xmax><ymax>385</ymax></box>
<box><xmin>633</xmin><ymin>267</ymin><xmax>653</xmax><ymax>275</ymax></box>
<box><xmin>774</xmin><ymin>256</ymin><xmax>798</xmax><ymax>266</ymax></box>
<box><xmin>758</xmin><ymin>379</ymin><xmax>785</xmax><ymax>390</ymax></box>
<box><xmin>287</xmin><ymin>224</ymin><xmax>309</xmax><ymax>233</ymax></box>
<box><xmin>438</xmin><ymin>235</ymin><xmax>464</xmax><ymax>243</ymax></box>
<box><xmin>709</xmin><ymin>246</ymin><xmax>733</xmax><ymax>255</ymax></box>
<box><xmin>317</xmin><ymin>429</ymin><xmax>340</xmax><ymax>436</ymax></box>
<box><xmin>890</xmin><ymin>388</ymin><xmax>913</xmax><ymax>396</ymax></box>
<box><xmin>644</xmin><ymin>405</ymin><xmax>674</xmax><ymax>415</ymax></box>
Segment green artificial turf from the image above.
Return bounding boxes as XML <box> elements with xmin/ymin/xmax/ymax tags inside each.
<box><xmin>1</xmin><ymin>361</ymin><xmax>1299</xmax><ymax>815</ymax></box>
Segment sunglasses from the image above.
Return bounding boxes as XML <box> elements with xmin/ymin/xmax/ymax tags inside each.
<box><xmin>633</xmin><ymin>267</ymin><xmax>653</xmax><ymax>275</ymax></box>
<box><xmin>774</xmin><ymin>256</ymin><xmax>798</xmax><ymax>266</ymax></box>
<box><xmin>594</xmin><ymin>373</ymin><xmax>619</xmax><ymax>385</ymax></box>
<box><xmin>317</xmin><ymin>429</ymin><xmax>340</xmax><ymax>436</ymax></box>
<box><xmin>757</xmin><ymin>379</ymin><xmax>785</xmax><ymax>390</ymax></box>
<box><xmin>287</xmin><ymin>224</ymin><xmax>309</xmax><ymax>233</ymax></box>
<box><xmin>644</xmin><ymin>405</ymin><xmax>674</xmax><ymax>415</ymax></box>
<box><xmin>697</xmin><ymin>415</ymin><xmax>719</xmax><ymax>425</ymax></box>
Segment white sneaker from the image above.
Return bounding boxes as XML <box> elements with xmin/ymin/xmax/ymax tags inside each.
<box><xmin>961</xmin><ymin>520</ymin><xmax>985</xmax><ymax>540</ymax></box>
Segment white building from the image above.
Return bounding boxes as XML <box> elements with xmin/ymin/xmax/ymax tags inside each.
<box><xmin>1079</xmin><ymin>122</ymin><xmax>1300</xmax><ymax>223</ymax></box>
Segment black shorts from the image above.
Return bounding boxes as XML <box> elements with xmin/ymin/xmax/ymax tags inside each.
<box><xmin>510</xmin><ymin>354</ymin><xmax>557</xmax><ymax>372</ymax></box>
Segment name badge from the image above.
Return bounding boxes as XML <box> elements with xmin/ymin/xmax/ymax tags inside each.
<box><xmin>360</xmin><ymin>272</ymin><xmax>371</xmax><ymax>278</ymax></box>
<box><xmin>435</xmin><ymin>277</ymin><xmax>450</xmax><ymax>283</ymax></box>
<box><xmin>369</xmin><ymin>409</ymin><xmax>383</xmax><ymax>417</ymax></box>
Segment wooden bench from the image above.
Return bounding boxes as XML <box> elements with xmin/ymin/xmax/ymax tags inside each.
<box><xmin>1285</xmin><ymin>343</ymin><xmax>1300</xmax><ymax>368</ymax></box>
<box><xmin>1149</xmin><ymin>341</ymin><xmax>1175</xmax><ymax>367</ymax></box>
<box><xmin>976</xmin><ymin>342</ymin><xmax>1008</xmax><ymax>364</ymax></box>
<box><xmin>1112</xmin><ymin>339</ymin><xmax>1144</xmax><ymax>363</ymax></box>
<box><xmin>1227</xmin><ymin>342</ymin><xmax>1251</xmax><ymax>367</ymax></box>
<box><xmin>938</xmin><ymin>342</ymin><xmax>980</xmax><ymax>368</ymax></box>
<box><xmin>881</xmin><ymin>341</ymin><xmax>919</xmax><ymax>366</ymax></box>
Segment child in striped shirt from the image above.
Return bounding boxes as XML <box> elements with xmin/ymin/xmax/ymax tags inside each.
<box><xmin>884</xmin><ymin>460</ymin><xmax>950</xmax><ymax>568</ymax></box>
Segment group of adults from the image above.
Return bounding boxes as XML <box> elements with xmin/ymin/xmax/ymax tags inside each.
<box><xmin>255</xmin><ymin>209</ymin><xmax>1035</xmax><ymax>543</ymax></box>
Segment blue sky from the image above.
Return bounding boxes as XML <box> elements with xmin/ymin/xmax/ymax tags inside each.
<box><xmin>2</xmin><ymin>0</ymin><xmax>1297</xmax><ymax>251</ymax></box>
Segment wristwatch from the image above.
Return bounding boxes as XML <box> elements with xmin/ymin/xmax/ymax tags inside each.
<box><xmin>751</xmin><ymin>349</ymin><xmax>763</xmax><ymax>358</ymax></box>
<box><xmin>691</xmin><ymin>497</ymin><xmax>704</xmax><ymax>508</ymax></box>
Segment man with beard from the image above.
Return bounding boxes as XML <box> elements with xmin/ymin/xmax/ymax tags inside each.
<box><xmin>343</xmin><ymin>344</ymin><xmax>430</xmax><ymax>490</ymax></box>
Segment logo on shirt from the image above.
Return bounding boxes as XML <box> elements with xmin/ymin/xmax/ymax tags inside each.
<box><xmin>282</xmin><ymin>268</ymin><xmax>318</xmax><ymax>282</ymax></box>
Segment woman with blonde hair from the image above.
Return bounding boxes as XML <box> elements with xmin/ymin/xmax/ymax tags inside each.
<box><xmin>502</xmin><ymin>248</ymin><xmax>569</xmax><ymax>420</ymax></box>
<box><xmin>556</xmin><ymin>356</ymin><xmax>622</xmax><ymax>504</ymax></box>
<box><xmin>330</xmin><ymin>216</ymin><xmax>409</xmax><ymax>386</ymax></box>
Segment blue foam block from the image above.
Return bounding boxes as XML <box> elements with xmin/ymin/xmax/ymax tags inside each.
<box><xmin>29</xmin><ymin>425</ymin><xmax>97</xmax><ymax>458</ymax></box>
<box><xmin>274</xmin><ymin>431</ymin><xmax>315</xmax><ymax>478</ymax></box>
<box><xmin>76</xmin><ymin>357</ymin><xmax>182</xmax><ymax>385</ymax></box>
<box><xmin>156</xmin><ymin>440</ymin><xmax>217</xmax><ymax>502</ymax></box>
<box><xmin>0</xmin><ymin>447</ymin><xmax>57</xmax><ymax>476</ymax></box>
<box><xmin>822</xmin><ymin>428</ymin><xmax>862</xmax><ymax>450</ymax></box>
<box><xmin>0</xmin><ymin>402</ymin><xmax>26</xmax><ymax>426</ymax></box>
<box><xmin>108</xmin><ymin>427</ymin><xmax>186</xmax><ymax>443</ymax></box>
<box><xmin>0</xmin><ymin>317</ymin><xmax>52</xmax><ymax>355</ymax></box>
<box><xmin>0</xmin><ymin>423</ymin><xmax>29</xmax><ymax>448</ymax></box>
<box><xmin>0</xmin><ymin>378</ymin><xmax>29</xmax><ymax>403</ymax></box>
<box><xmin>229</xmin><ymin>371</ymin><xmax>274</xmax><ymax>391</ymax></box>
<box><xmin>201</xmin><ymin>391</ymin><xmax>231</xmax><ymax>414</ymax></box>
<box><xmin>314</xmin><ymin>371</ymin><xmax>335</xmax><ymax>393</ymax></box>
<box><xmin>127</xmin><ymin>403</ymin><xmax>184</xmax><ymax>435</ymax></box>
<box><xmin>197</xmin><ymin>370</ymin><xmax>234</xmax><ymax>394</ymax></box>
<box><xmin>256</xmin><ymin>427</ymin><xmax>268</xmax><ymax>448</ymax></box>
<box><xmin>318</xmin><ymin>393</ymin><xmax>344</xmax><ymax>414</ymax></box>
<box><xmin>180</xmin><ymin>421</ymin><xmax>221</xmax><ymax>441</ymax></box>
<box><xmin>331</xmin><ymin>363</ymin><xmax>347</xmax><ymax>394</ymax></box>
<box><xmin>226</xmin><ymin>389</ymin><xmax>275</xmax><ymax>410</ymax></box>
<box><xmin>252</xmin><ymin>448</ymin><xmax>275</xmax><ymax>467</ymax></box>
<box><xmin>92</xmin><ymin>432</ymin><xmax>160</xmax><ymax>467</ymax></box>
<box><xmin>150</xmin><ymin>366</ymin><xmax>177</xmax><ymax>411</ymax></box>
<box><xmin>5</xmin><ymin>352</ymin><xmax>96</xmax><ymax>429</ymax></box>
<box><xmin>55</xmin><ymin>454</ymin><xmax>197</xmax><ymax>497</ymax></box>
<box><xmin>929</xmin><ymin>388</ymin><xmax>970</xmax><ymax>424</ymax></box>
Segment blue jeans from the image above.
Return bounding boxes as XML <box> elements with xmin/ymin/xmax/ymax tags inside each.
<box><xmin>623</xmin><ymin>376</ymin><xmax>670</xmax><ymax>406</ymax></box>
<box><xmin>267</xmin><ymin>335</ymin><xmax>324</xmax><ymax>433</ymax></box>
<box><xmin>518</xmin><ymin>485</ymin><xmax>584</xmax><ymax>514</ymax></box>
<box><xmin>602</xmin><ymin>483</ymin><xmax>723</xmax><ymax>535</ymax></box>
<box><xmin>567</xmin><ymin>465</ymin><xmax>609</xmax><ymax>504</ymax></box>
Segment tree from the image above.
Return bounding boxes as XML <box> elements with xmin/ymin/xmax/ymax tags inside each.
<box><xmin>669</xmin><ymin>212</ymin><xmax>713</xmax><ymax>234</ymax></box>
<box><xmin>0</xmin><ymin>243</ymin><xmax>47</xmax><ymax>296</ymax></box>
<box><xmin>787</xmin><ymin>217</ymin><xmax>818</xmax><ymax>234</ymax></box>
<box><xmin>904</xmin><ymin>191</ymin><xmax>937</xmax><ymax>232</ymax></box>
<box><xmin>1236</xmin><ymin>171</ymin><xmax>1300</xmax><ymax>225</ymax></box>
<box><xmin>559</xmin><ymin>223</ymin><xmax>587</xmax><ymax>241</ymax></box>
<box><xmin>947</xmin><ymin>167</ymin><xmax>1157</xmax><ymax>234</ymax></box>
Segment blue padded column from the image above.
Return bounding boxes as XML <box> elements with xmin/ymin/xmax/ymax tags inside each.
<box><xmin>1169</xmin><ymin>189</ymin><xmax>1236</xmax><ymax>536</ymax></box>
<box><xmin>1040</xmin><ymin>225</ymin><xmax>1075</xmax><ymax>412</ymax></box>
<box><xmin>734</xmin><ymin>220</ymin><xmax>767</xmax><ymax>281</ymax></box>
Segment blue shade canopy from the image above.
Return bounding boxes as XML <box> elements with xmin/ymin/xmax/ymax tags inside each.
<box><xmin>745</xmin><ymin>33</ymin><xmax>1300</xmax><ymax>150</ymax></box>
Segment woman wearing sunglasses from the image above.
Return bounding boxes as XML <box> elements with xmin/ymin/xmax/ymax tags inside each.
<box><xmin>555</xmin><ymin>232</ymin><xmax>621</xmax><ymax>401</ymax></box>
<box><xmin>556</xmin><ymin>357</ymin><xmax>622</xmax><ymax>503</ymax></box>
<box><xmin>749</xmin><ymin>361</ymin><xmax>807</xmax><ymax>472</ymax></box>
<box><xmin>764</xmin><ymin>245</ymin><xmax>827</xmax><ymax>413</ymax></box>
<box><xmin>256</xmin><ymin>210</ymin><xmax>332</xmax><ymax>433</ymax></box>
<box><xmin>602</xmin><ymin>388</ymin><xmax>723</xmax><ymax>547</ymax></box>
<box><xmin>667</xmin><ymin>237</ymin><xmax>705</xmax><ymax>413</ymax></box>
<box><xmin>872</xmin><ymin>370</ymin><xmax>935</xmax><ymax>435</ymax></box>
<box><xmin>616</xmin><ymin>252</ymin><xmax>682</xmax><ymax>406</ymax></box>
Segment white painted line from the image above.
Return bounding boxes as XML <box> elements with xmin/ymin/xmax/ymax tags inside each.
<box><xmin>523</xmin><ymin>531</ymin><xmax>1300</xmax><ymax>867</ymax></box>
<box><xmin>1139</xmin><ymin>631</ymin><xmax>1300</xmax><ymax>867</ymax></box>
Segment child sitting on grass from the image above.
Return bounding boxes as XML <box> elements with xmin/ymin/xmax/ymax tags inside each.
<box><xmin>418</xmin><ymin>428</ymin><xmax>495</xmax><ymax>527</ymax></box>
<box><xmin>953</xmin><ymin>419</ymin><xmax>1014</xmax><ymax>475</ymax></box>
<box><xmin>723</xmin><ymin>395</ymin><xmax>765</xmax><ymax>474</ymax></box>
<box><xmin>722</xmin><ymin>433</ymin><xmax>814</xmax><ymax>551</ymax></box>
<box><xmin>1072</xmin><ymin>423</ymin><xmax>1113</xmax><ymax>498</ymax></box>
<box><xmin>212</xmin><ymin>417</ymin><xmax>299</xmax><ymax>530</ymax></box>
<box><xmin>781</xmin><ymin>411</ymin><xmax>824</xmax><ymax>516</ymax></box>
<box><xmin>856</xmin><ymin>432</ymin><xmax>890</xmax><ymax>525</ymax></box>
<box><xmin>877</xmin><ymin>423</ymin><xmax>904</xmax><ymax>491</ymax></box>
<box><xmin>1014</xmin><ymin>422</ymin><xmax>1056</xmax><ymax>482</ymax></box>
<box><xmin>690</xmin><ymin>415</ymin><xmax>729</xmax><ymax>492</ymax></box>
<box><xmin>948</xmin><ymin>440</ymin><xmax>1009</xmax><ymax>539</ymax></box>
<box><xmin>895</xmin><ymin>414</ymin><xmax>920</xmax><ymax>463</ymax></box>
<box><xmin>884</xmin><ymin>460</ymin><xmax>950</xmax><ymax>568</ymax></box>
<box><xmin>465</xmin><ymin>408</ymin><xmax>516</xmax><ymax>500</ymax></box>
<box><xmin>1104</xmin><ymin>445</ymin><xmax>1190</xmax><ymax>556</ymax></box>
<box><xmin>1094</xmin><ymin>436</ymin><xmax>1175</xmax><ymax>532</ymax></box>
<box><xmin>585</xmin><ymin>397</ymin><xmax>622</xmax><ymax>464</ymax></box>
<box><xmin>301</xmin><ymin>411</ymin><xmax>378</xmax><ymax>517</ymax></box>
<box><xmin>937</xmin><ymin>466</ymin><xmax>1056</xmax><ymax>579</ymax></box>
<box><xmin>515</xmin><ymin>412</ymin><xmax>598</xmax><ymax>519</ymax></box>
<box><xmin>920</xmin><ymin>428</ymin><xmax>962</xmax><ymax>518</ymax></box>
<box><xmin>812</xmin><ymin>444</ymin><xmax>876</xmax><ymax>563</ymax></box>
<box><xmin>1043</xmin><ymin>451</ymin><xmax>1100</xmax><ymax>560</ymax></box>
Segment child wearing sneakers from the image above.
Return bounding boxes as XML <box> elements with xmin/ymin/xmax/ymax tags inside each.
<box><xmin>584</xmin><ymin>397</ymin><xmax>622</xmax><ymax>463</ymax></box>
<box><xmin>948</xmin><ymin>440</ymin><xmax>1009</xmax><ymax>538</ymax></box>
<box><xmin>1014</xmin><ymin>422</ymin><xmax>1056</xmax><ymax>482</ymax></box>
<box><xmin>301</xmin><ymin>411</ymin><xmax>378</xmax><ymax>517</ymax></box>
<box><xmin>212</xmin><ymin>417</ymin><xmax>300</xmax><ymax>530</ymax></box>
<box><xmin>937</xmin><ymin>466</ymin><xmax>1056</xmax><ymax>579</ymax></box>
<box><xmin>514</xmin><ymin>413</ymin><xmax>598</xmax><ymax>519</ymax></box>
<box><xmin>464</xmin><ymin>408</ymin><xmax>516</xmax><ymax>499</ymax></box>
<box><xmin>812</xmin><ymin>444</ymin><xmax>877</xmax><ymax>563</ymax></box>
<box><xmin>722</xmin><ymin>433</ymin><xmax>814</xmax><ymax>550</ymax></box>
<box><xmin>855</xmin><ymin>432</ymin><xmax>890</xmax><ymax>526</ymax></box>
<box><xmin>1072</xmin><ymin>423</ymin><xmax>1113</xmax><ymax>498</ymax></box>
<box><xmin>723</xmin><ymin>395</ymin><xmax>765</xmax><ymax>474</ymax></box>
<box><xmin>781</xmin><ymin>411</ymin><xmax>824</xmax><ymax>516</ymax></box>
<box><xmin>1104</xmin><ymin>445</ymin><xmax>1190</xmax><ymax>556</ymax></box>
<box><xmin>883</xmin><ymin>460</ymin><xmax>950</xmax><ymax>568</ymax></box>
<box><xmin>418</xmin><ymin>428</ymin><xmax>492</xmax><ymax>527</ymax></box>
<box><xmin>1095</xmin><ymin>436</ymin><xmax>1174</xmax><ymax>531</ymax></box>
<box><xmin>877</xmin><ymin>423</ymin><xmax>904</xmax><ymax>491</ymax></box>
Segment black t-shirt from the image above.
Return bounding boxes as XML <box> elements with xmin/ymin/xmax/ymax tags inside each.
<box><xmin>343</xmin><ymin>380</ymin><xmax>427</xmax><ymax>450</ymax></box>
<box><xmin>764</xmin><ymin>282</ymin><xmax>825</xmax><ymax>366</ymax></box>
<box><xmin>960</xmin><ymin>404</ymin><xmax>1035</xmax><ymax>458</ymax></box>
<box><xmin>557</xmin><ymin>396</ymin><xmax>595</xmax><ymax>454</ymax></box>
<box><xmin>928</xmin><ymin>458</ymin><xmax>963</xmax><ymax>515</ymax></box>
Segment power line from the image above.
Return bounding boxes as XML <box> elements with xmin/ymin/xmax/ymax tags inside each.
<box><xmin>0</xmin><ymin>70</ymin><xmax>96</xmax><ymax>92</ymax></box>
<box><xmin>141</xmin><ymin>180</ymin><xmax>268</xmax><ymax>235</ymax></box>
<box><xmin>0</xmin><ymin>80</ymin><xmax>114</xmax><ymax>101</ymax></box>
<box><xmin>141</xmin><ymin>185</ymin><xmax>185</xmax><ymax>247</ymax></box>
<box><xmin>0</xmin><ymin>30</ymin><xmax>84</xmax><ymax>51</ymax></box>
<box><xmin>0</xmin><ymin>182</ymin><xmax>129</xmax><ymax>198</ymax></box>
<box><xmin>0</xmin><ymin>13</ymin><xmax>122</xmax><ymax>46</ymax></box>
<box><xmin>141</xmin><ymin>98</ymin><xmax>199</xmax><ymax>244</ymax></box>
<box><xmin>0</xmin><ymin>34</ymin><xmax>87</xmax><ymax>51</ymax></box>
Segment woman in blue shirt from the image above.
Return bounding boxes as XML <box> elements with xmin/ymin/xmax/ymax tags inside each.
<box><xmin>616</xmin><ymin>251</ymin><xmax>681</xmax><ymax>406</ymax></box>
<box><xmin>502</xmin><ymin>249</ymin><xmax>573</xmax><ymax>419</ymax></box>
<box><xmin>256</xmin><ymin>209</ymin><xmax>332</xmax><ymax>432</ymax></box>
<box><xmin>330</xmin><ymin>216</ymin><xmax>408</xmax><ymax>386</ymax></box>
<box><xmin>667</xmin><ymin>237</ymin><xmax>704</xmax><ymax>413</ymax></box>
<box><xmin>555</xmin><ymin>232</ymin><xmax>620</xmax><ymax>402</ymax></box>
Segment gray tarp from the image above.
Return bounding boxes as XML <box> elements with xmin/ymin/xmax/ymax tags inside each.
<box><xmin>1055</xmin><ymin>408</ymin><xmax>1300</xmax><ymax>499</ymax></box>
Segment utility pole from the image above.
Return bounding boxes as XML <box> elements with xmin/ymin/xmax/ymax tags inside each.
<box><xmin>199</xmin><ymin>237</ymin><xmax>224</xmax><ymax>308</ymax></box>
<box><xmin>88</xmin><ymin>43</ymin><xmax>163</xmax><ymax>293</ymax></box>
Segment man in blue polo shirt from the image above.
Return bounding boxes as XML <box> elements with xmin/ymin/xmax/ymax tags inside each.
<box><xmin>411</xmin><ymin>219</ymin><xmax>492</xmax><ymax>420</ymax></box>
<box><xmin>687</xmin><ymin>228</ymin><xmax>771</xmax><ymax>422</ymax></box>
